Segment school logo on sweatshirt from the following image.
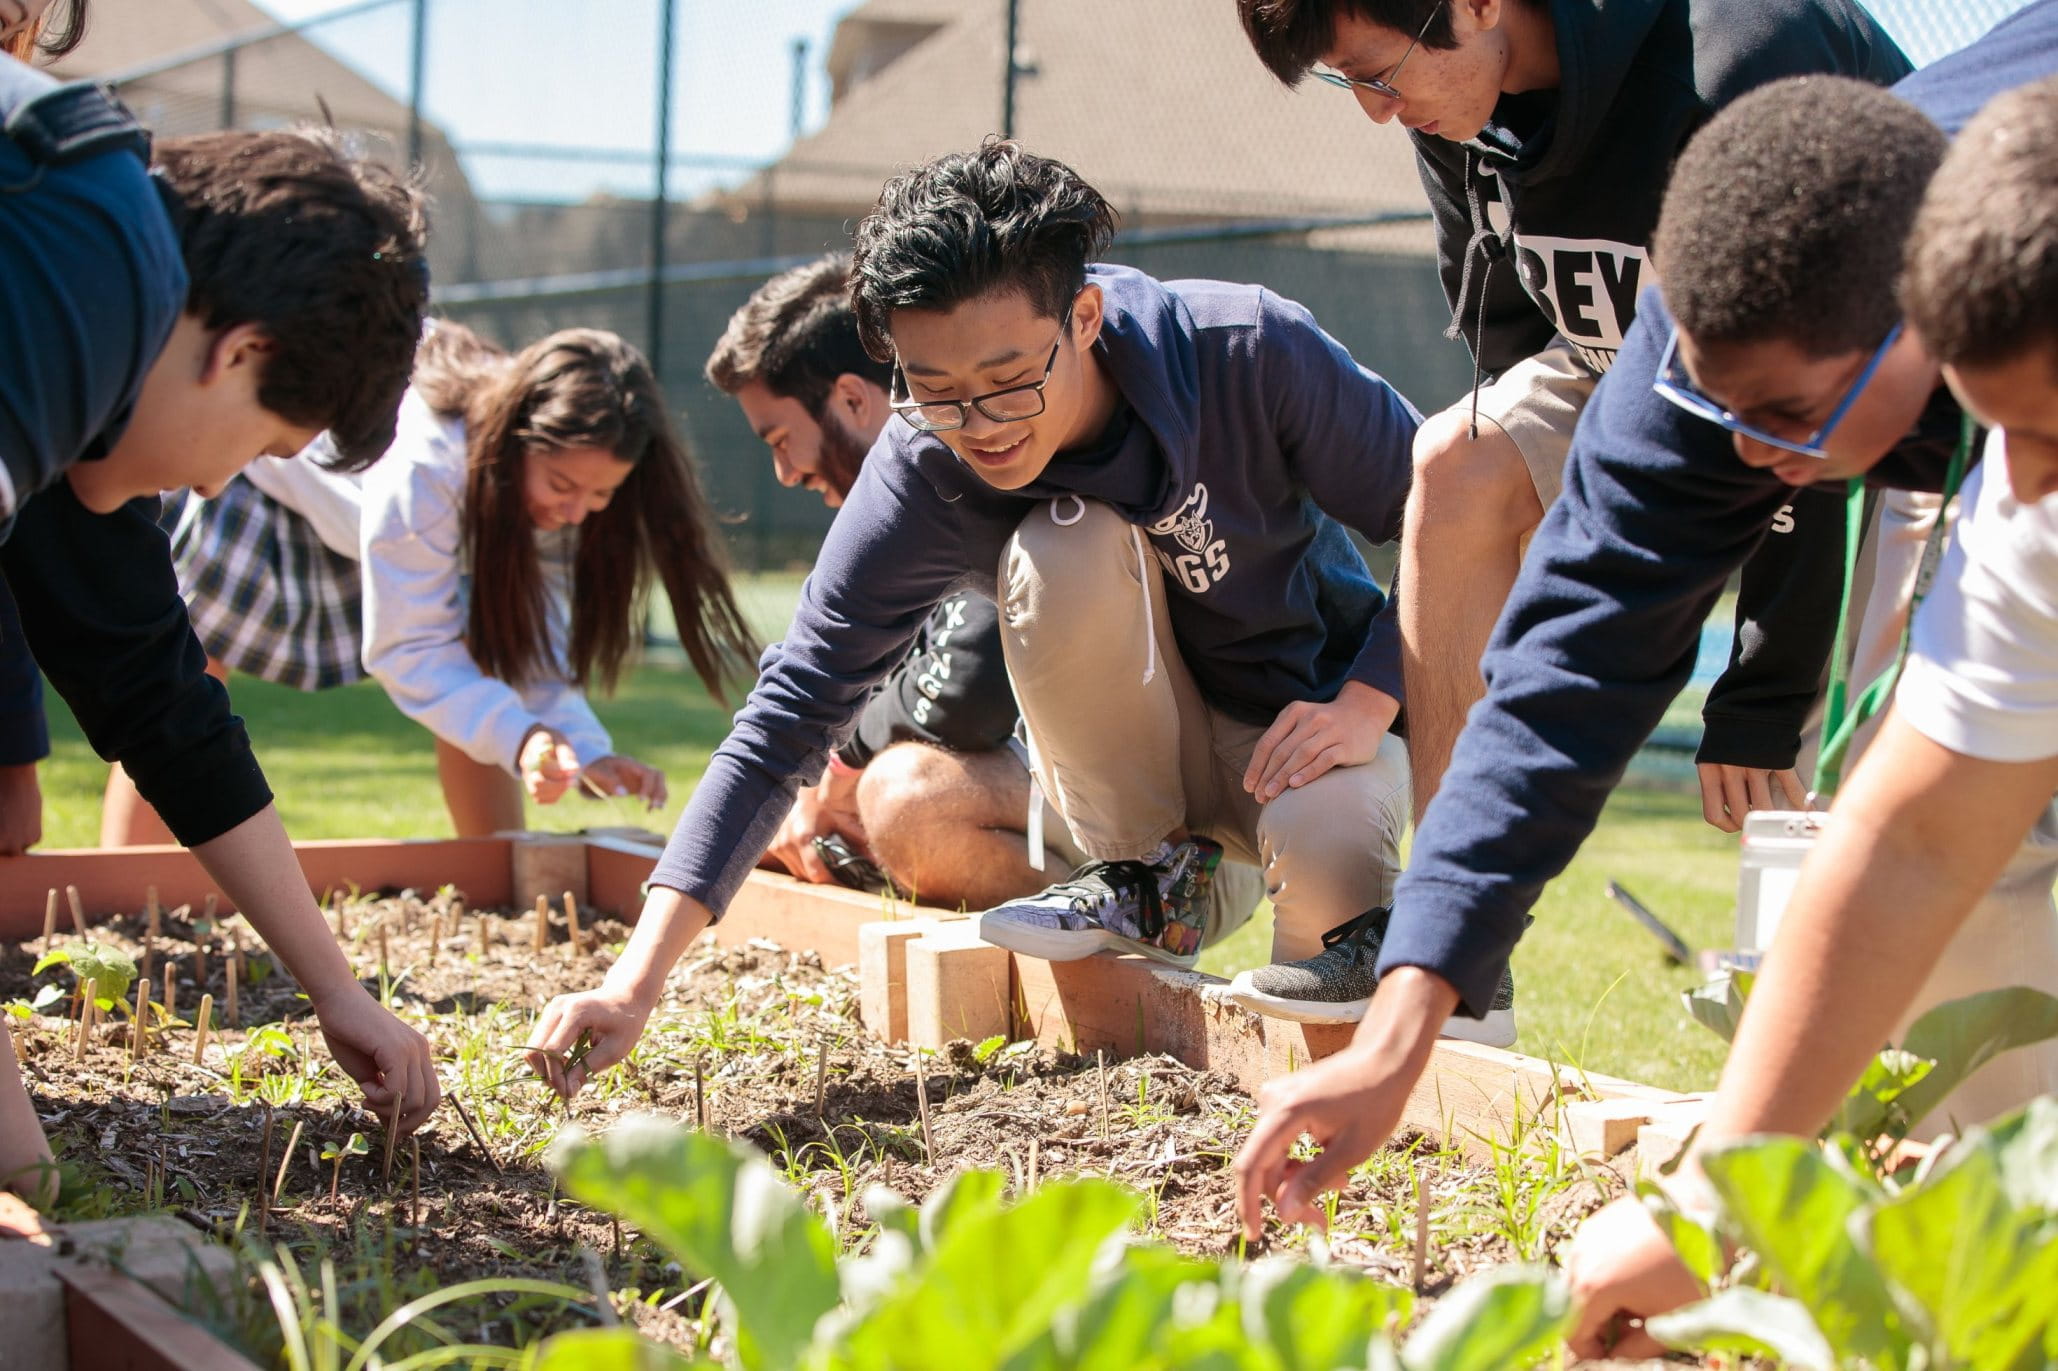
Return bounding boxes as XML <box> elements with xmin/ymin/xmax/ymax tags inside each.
<box><xmin>1509</xmin><ymin>234</ymin><xmax>1648</xmax><ymax>364</ymax></box>
<box><xmin>1149</xmin><ymin>484</ymin><xmax>1230</xmax><ymax>594</ymax></box>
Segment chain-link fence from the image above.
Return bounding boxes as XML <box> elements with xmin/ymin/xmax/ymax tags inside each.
<box><xmin>59</xmin><ymin>0</ymin><xmax>2035</xmax><ymax>569</ymax></box>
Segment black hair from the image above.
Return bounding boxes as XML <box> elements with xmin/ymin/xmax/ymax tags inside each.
<box><xmin>1654</xmin><ymin>76</ymin><xmax>1948</xmax><ymax>357</ymax></box>
<box><xmin>1904</xmin><ymin>75</ymin><xmax>2058</xmax><ymax>371</ymax></box>
<box><xmin>152</xmin><ymin>128</ymin><xmax>430</xmax><ymax>469</ymax></box>
<box><xmin>705</xmin><ymin>254</ymin><xmax>890</xmax><ymax>412</ymax></box>
<box><xmin>848</xmin><ymin>138</ymin><xmax>1118</xmax><ymax>363</ymax></box>
<box><xmin>1236</xmin><ymin>0</ymin><xmax>1460</xmax><ymax>86</ymax></box>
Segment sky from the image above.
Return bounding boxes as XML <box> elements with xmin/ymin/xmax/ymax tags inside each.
<box><xmin>253</xmin><ymin>0</ymin><xmax>2028</xmax><ymax>204</ymax></box>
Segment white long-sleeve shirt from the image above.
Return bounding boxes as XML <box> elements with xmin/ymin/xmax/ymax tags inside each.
<box><xmin>359</xmin><ymin>389</ymin><xmax>612</xmax><ymax>773</ymax></box>
<box><xmin>239</xmin><ymin>439</ymin><xmax>363</xmax><ymax>559</ymax></box>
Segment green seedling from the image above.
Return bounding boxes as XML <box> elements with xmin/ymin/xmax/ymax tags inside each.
<box><xmin>322</xmin><ymin>1132</ymin><xmax>371</xmax><ymax>1199</ymax></box>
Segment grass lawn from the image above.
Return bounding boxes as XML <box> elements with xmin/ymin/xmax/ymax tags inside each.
<box><xmin>36</xmin><ymin>573</ymin><xmax>1738</xmax><ymax>1095</ymax></box>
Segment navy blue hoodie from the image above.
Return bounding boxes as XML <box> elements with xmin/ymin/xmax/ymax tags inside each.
<box><xmin>1382</xmin><ymin>0</ymin><xmax>2058</xmax><ymax>1018</ymax></box>
<box><xmin>652</xmin><ymin>265</ymin><xmax>1421</xmax><ymax>914</ymax></box>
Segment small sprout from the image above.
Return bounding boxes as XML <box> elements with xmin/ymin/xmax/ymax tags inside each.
<box><xmin>321</xmin><ymin>1132</ymin><xmax>370</xmax><ymax>1198</ymax></box>
<box><xmin>971</xmin><ymin>1034</ymin><xmax>1009</xmax><ymax>1065</ymax></box>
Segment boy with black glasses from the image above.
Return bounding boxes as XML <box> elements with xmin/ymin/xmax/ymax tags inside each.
<box><xmin>526</xmin><ymin>141</ymin><xmax>1514</xmax><ymax>1098</ymax></box>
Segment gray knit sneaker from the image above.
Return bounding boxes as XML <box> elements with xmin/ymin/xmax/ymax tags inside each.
<box><xmin>1225</xmin><ymin>907</ymin><xmax>1519</xmax><ymax>1047</ymax></box>
<box><xmin>973</xmin><ymin>838</ymin><xmax>1221</xmax><ymax>969</ymax></box>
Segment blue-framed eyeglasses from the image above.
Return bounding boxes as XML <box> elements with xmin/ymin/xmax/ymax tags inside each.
<box><xmin>1311</xmin><ymin>2</ymin><xmax>1440</xmax><ymax>102</ymax></box>
<box><xmin>1653</xmin><ymin>321</ymin><xmax>1903</xmax><ymax>461</ymax></box>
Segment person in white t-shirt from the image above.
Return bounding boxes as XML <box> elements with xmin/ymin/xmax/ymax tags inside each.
<box><xmin>1564</xmin><ymin>74</ymin><xmax>2058</xmax><ymax>1357</ymax></box>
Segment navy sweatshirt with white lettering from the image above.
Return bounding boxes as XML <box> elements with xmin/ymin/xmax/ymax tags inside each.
<box><xmin>1382</xmin><ymin>0</ymin><xmax>2058</xmax><ymax>1019</ymax></box>
<box><xmin>651</xmin><ymin>265</ymin><xmax>1420</xmax><ymax>915</ymax></box>
<box><xmin>1416</xmin><ymin>0</ymin><xmax>1909</xmax><ymax>378</ymax></box>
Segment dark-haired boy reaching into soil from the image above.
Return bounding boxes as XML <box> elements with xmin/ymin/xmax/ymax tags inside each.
<box><xmin>528</xmin><ymin>140</ymin><xmax>1476</xmax><ymax>1095</ymax></box>
<box><xmin>1235</xmin><ymin>0</ymin><xmax>2058</xmax><ymax>1251</ymax></box>
<box><xmin>0</xmin><ymin>49</ymin><xmax>439</xmax><ymax>1204</ymax></box>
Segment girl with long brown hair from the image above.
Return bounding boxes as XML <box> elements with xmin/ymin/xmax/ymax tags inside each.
<box><xmin>99</xmin><ymin>320</ymin><xmax>755</xmax><ymax>840</ymax></box>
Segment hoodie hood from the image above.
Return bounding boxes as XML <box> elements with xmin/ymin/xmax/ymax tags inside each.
<box><xmin>1505</xmin><ymin>0</ymin><xmax>1665</xmax><ymax>184</ymax></box>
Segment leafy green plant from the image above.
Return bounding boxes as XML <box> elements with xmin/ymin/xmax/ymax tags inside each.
<box><xmin>1647</xmin><ymin>1096</ymin><xmax>2058</xmax><ymax>1370</ymax></box>
<box><xmin>535</xmin><ymin>1115</ymin><xmax>1573</xmax><ymax>1371</ymax></box>
<box><xmin>1685</xmin><ymin>977</ymin><xmax>2058</xmax><ymax>1159</ymax></box>
<box><xmin>34</xmin><ymin>943</ymin><xmax>138</xmax><ymax>1009</ymax></box>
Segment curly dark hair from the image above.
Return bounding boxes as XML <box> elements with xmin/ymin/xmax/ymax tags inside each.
<box><xmin>1903</xmin><ymin>75</ymin><xmax>2058</xmax><ymax>371</ymax></box>
<box><xmin>1654</xmin><ymin>76</ymin><xmax>1947</xmax><ymax>357</ymax></box>
<box><xmin>1235</xmin><ymin>0</ymin><xmax>1461</xmax><ymax>86</ymax></box>
<box><xmin>705</xmin><ymin>254</ymin><xmax>890</xmax><ymax>412</ymax></box>
<box><xmin>849</xmin><ymin>138</ymin><xmax>1118</xmax><ymax>363</ymax></box>
<box><xmin>150</xmin><ymin>127</ymin><xmax>430</xmax><ymax>471</ymax></box>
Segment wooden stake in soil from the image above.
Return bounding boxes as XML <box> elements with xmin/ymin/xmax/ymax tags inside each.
<box><xmin>427</xmin><ymin>910</ymin><xmax>444</xmax><ymax>966</ymax></box>
<box><xmin>693</xmin><ymin>1056</ymin><xmax>707</xmax><ymax>1132</ymax></box>
<box><xmin>563</xmin><ymin>891</ymin><xmax>582</xmax><ymax>952</ymax></box>
<box><xmin>257</xmin><ymin>1106</ymin><xmax>276</xmax><ymax>1236</ymax></box>
<box><xmin>376</xmin><ymin>921</ymin><xmax>390</xmax><ymax>981</ymax></box>
<box><xmin>913</xmin><ymin>1053</ymin><xmax>936</xmax><ymax>1159</ymax></box>
<box><xmin>162</xmin><ymin>966</ymin><xmax>176</xmax><ymax>1025</ymax></box>
<box><xmin>41</xmin><ymin>889</ymin><xmax>56</xmax><ymax>945</ymax></box>
<box><xmin>381</xmin><ymin>1100</ymin><xmax>404</xmax><ymax>1189</ymax></box>
<box><xmin>1097</xmin><ymin>1050</ymin><xmax>1111</xmax><ymax>1143</ymax></box>
<box><xmin>202</xmin><ymin>893</ymin><xmax>218</xmax><ymax>921</ymax></box>
<box><xmin>224</xmin><ymin>956</ymin><xmax>240</xmax><ymax>1029</ymax></box>
<box><xmin>409</xmin><ymin>1136</ymin><xmax>421</xmax><ymax>1230</ymax></box>
<box><xmin>192</xmin><ymin>946</ymin><xmax>207</xmax><ymax>992</ymax></box>
<box><xmin>448</xmin><ymin>1093</ymin><xmax>502</xmax><ymax>1173</ymax></box>
<box><xmin>1027</xmin><ymin>1135</ymin><xmax>1041</xmax><ymax>1192</ymax></box>
<box><xmin>146</xmin><ymin>885</ymin><xmax>161</xmax><ymax>940</ymax></box>
<box><xmin>532</xmin><ymin>895</ymin><xmax>550</xmax><ymax>952</ymax></box>
<box><xmin>814</xmin><ymin>1030</ymin><xmax>832</xmax><ymax>1118</ymax></box>
<box><xmin>64</xmin><ymin>885</ymin><xmax>86</xmax><ymax>938</ymax></box>
<box><xmin>273</xmin><ymin>1119</ymin><xmax>305</xmax><ymax>1205</ymax></box>
<box><xmin>191</xmin><ymin>994</ymin><xmax>213</xmax><ymax>1065</ymax></box>
<box><xmin>1412</xmin><ymin>1163</ymin><xmax>1433</xmax><ymax>1295</ymax></box>
<box><xmin>130</xmin><ymin>981</ymin><xmax>148</xmax><ymax>1063</ymax></box>
<box><xmin>73</xmin><ymin>978</ymin><xmax>94</xmax><ymax>1061</ymax></box>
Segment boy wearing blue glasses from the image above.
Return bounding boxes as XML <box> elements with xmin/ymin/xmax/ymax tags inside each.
<box><xmin>1235</xmin><ymin>0</ymin><xmax>1910</xmax><ymax>868</ymax></box>
<box><xmin>1234</xmin><ymin>1</ymin><xmax>2058</xmax><ymax>1243</ymax></box>
<box><xmin>1569</xmin><ymin>71</ymin><xmax>2058</xmax><ymax>1356</ymax></box>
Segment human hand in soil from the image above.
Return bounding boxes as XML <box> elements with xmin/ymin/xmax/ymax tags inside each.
<box><xmin>764</xmin><ymin>772</ymin><xmax>870</xmax><ymax>884</ymax></box>
<box><xmin>579</xmin><ymin>754</ymin><xmax>668</xmax><ymax>811</ymax></box>
<box><xmin>0</xmin><ymin>761</ymin><xmax>42</xmax><ymax>856</ymax></box>
<box><xmin>1562</xmin><ymin>1195</ymin><xmax>1706</xmax><ymax>1359</ymax></box>
<box><xmin>1234</xmin><ymin>967</ymin><xmax>1455</xmax><ymax>1238</ymax></box>
<box><xmin>1696</xmin><ymin>762</ymin><xmax>1809</xmax><ymax>833</ymax></box>
<box><xmin>518</xmin><ymin>726</ymin><xmax>583</xmax><ymax>805</ymax></box>
<box><xmin>310</xmin><ymin>985</ymin><xmax>442</xmax><ymax>1134</ymax></box>
<box><xmin>1244</xmin><ymin>681</ymin><xmax>1399</xmax><ymax>803</ymax></box>
<box><xmin>526</xmin><ymin>986</ymin><xmax>649</xmax><ymax>1099</ymax></box>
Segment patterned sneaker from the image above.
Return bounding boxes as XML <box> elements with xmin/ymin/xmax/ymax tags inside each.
<box><xmin>1225</xmin><ymin>906</ymin><xmax>1519</xmax><ymax>1048</ymax></box>
<box><xmin>973</xmin><ymin>837</ymin><xmax>1222</xmax><ymax>968</ymax></box>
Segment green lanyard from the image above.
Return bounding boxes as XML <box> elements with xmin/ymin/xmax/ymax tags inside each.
<box><xmin>1814</xmin><ymin>413</ymin><xmax>1976</xmax><ymax>798</ymax></box>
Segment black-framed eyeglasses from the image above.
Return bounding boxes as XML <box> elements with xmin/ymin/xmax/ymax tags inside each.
<box><xmin>1311</xmin><ymin>1</ymin><xmax>1439</xmax><ymax>102</ymax></box>
<box><xmin>1653</xmin><ymin>321</ymin><xmax>1902</xmax><ymax>462</ymax></box>
<box><xmin>889</xmin><ymin>308</ymin><xmax>1072</xmax><ymax>434</ymax></box>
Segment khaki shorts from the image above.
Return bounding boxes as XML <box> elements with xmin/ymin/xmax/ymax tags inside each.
<box><xmin>1463</xmin><ymin>338</ymin><xmax>1602</xmax><ymax>510</ymax></box>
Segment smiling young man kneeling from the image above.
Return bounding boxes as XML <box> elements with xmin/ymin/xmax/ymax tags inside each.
<box><xmin>525</xmin><ymin>141</ymin><xmax>1506</xmax><ymax>1096</ymax></box>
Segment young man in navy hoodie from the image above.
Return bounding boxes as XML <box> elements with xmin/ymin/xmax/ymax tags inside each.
<box><xmin>1233</xmin><ymin>1</ymin><xmax>2058</xmax><ymax>1243</ymax></box>
<box><xmin>0</xmin><ymin>51</ymin><xmax>440</xmax><ymax>1200</ymax></box>
<box><xmin>1236</xmin><ymin>0</ymin><xmax>1910</xmax><ymax>875</ymax></box>
<box><xmin>525</xmin><ymin>141</ymin><xmax>1502</xmax><ymax>1097</ymax></box>
<box><xmin>1566</xmin><ymin>71</ymin><xmax>2058</xmax><ymax>1355</ymax></box>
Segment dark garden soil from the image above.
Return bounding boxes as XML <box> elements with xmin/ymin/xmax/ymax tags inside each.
<box><xmin>2</xmin><ymin>888</ymin><xmax>1676</xmax><ymax>1366</ymax></box>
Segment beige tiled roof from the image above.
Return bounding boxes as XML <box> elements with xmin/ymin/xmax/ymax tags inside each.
<box><xmin>744</xmin><ymin>0</ymin><xmax>1430</xmax><ymax>230</ymax></box>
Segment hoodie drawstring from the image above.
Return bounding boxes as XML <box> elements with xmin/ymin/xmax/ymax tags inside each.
<box><xmin>1442</xmin><ymin>150</ymin><xmax>1508</xmax><ymax>441</ymax></box>
<box><xmin>1132</xmin><ymin>523</ymin><xmax>1158</xmax><ymax>687</ymax></box>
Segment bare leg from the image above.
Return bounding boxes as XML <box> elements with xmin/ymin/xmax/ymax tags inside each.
<box><xmin>857</xmin><ymin>742</ymin><xmax>1054</xmax><ymax>911</ymax></box>
<box><xmin>1398</xmin><ymin>407</ymin><xmax>1543</xmax><ymax>820</ymax></box>
<box><xmin>0</xmin><ymin>1020</ymin><xmax>58</xmax><ymax>1208</ymax></box>
<box><xmin>435</xmin><ymin>736</ymin><xmax>524</xmax><ymax>837</ymax></box>
<box><xmin>101</xmin><ymin>657</ymin><xmax>231</xmax><ymax>847</ymax></box>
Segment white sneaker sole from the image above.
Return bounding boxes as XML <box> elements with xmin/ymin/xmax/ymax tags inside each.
<box><xmin>1224</xmin><ymin>979</ymin><xmax>1517</xmax><ymax>1049</ymax></box>
<box><xmin>972</xmin><ymin>914</ymin><xmax>1199</xmax><ymax>970</ymax></box>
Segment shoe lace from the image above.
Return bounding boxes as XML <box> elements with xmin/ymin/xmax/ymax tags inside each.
<box><xmin>1319</xmin><ymin>906</ymin><xmax>1393</xmax><ymax>968</ymax></box>
<box><xmin>1065</xmin><ymin>858</ymin><xmax>1165</xmax><ymax>939</ymax></box>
